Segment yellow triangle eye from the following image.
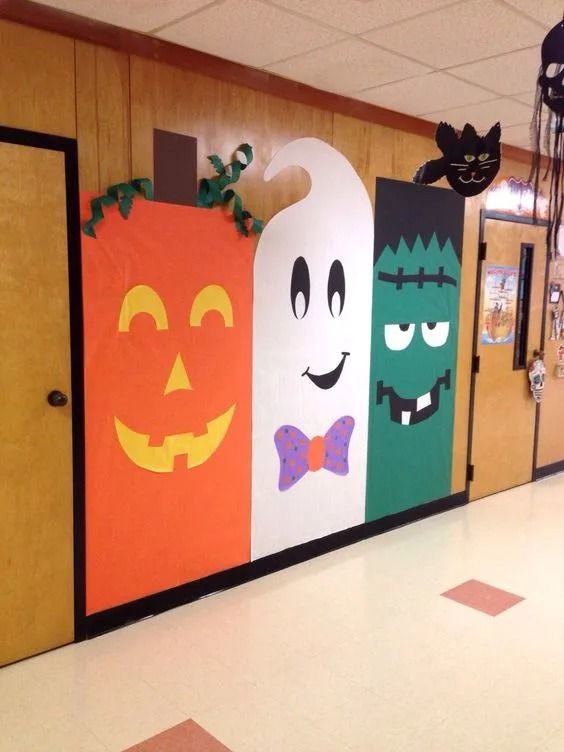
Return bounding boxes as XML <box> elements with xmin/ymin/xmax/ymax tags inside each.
<box><xmin>478</xmin><ymin>152</ymin><xmax>489</xmax><ymax>161</ymax></box>
<box><xmin>464</xmin><ymin>154</ymin><xmax>474</xmax><ymax>163</ymax></box>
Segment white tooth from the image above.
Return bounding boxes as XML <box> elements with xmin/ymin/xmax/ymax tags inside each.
<box><xmin>401</xmin><ymin>411</ymin><xmax>411</xmax><ymax>426</ymax></box>
<box><xmin>417</xmin><ymin>392</ymin><xmax>432</xmax><ymax>412</ymax></box>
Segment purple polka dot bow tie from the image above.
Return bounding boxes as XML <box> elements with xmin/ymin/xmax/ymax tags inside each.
<box><xmin>274</xmin><ymin>416</ymin><xmax>355</xmax><ymax>491</ymax></box>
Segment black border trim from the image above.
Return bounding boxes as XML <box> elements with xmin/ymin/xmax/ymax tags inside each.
<box><xmin>0</xmin><ymin>125</ymin><xmax>86</xmax><ymax>641</ymax></box>
<box><xmin>85</xmin><ymin>490</ymin><xmax>467</xmax><ymax>637</ymax></box>
<box><xmin>534</xmin><ymin>460</ymin><xmax>564</xmax><ymax>480</ymax></box>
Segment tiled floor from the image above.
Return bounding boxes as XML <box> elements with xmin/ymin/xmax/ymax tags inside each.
<box><xmin>2</xmin><ymin>473</ymin><xmax>564</xmax><ymax>752</ymax></box>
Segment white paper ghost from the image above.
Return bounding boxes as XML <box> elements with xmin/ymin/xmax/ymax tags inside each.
<box><xmin>251</xmin><ymin>137</ymin><xmax>374</xmax><ymax>560</ymax></box>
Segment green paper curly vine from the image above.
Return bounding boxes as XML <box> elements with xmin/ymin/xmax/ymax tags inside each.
<box><xmin>83</xmin><ymin>178</ymin><xmax>153</xmax><ymax>238</ymax></box>
<box><xmin>197</xmin><ymin>143</ymin><xmax>263</xmax><ymax>237</ymax></box>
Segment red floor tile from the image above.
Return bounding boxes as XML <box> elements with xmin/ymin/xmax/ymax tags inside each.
<box><xmin>441</xmin><ymin>579</ymin><xmax>524</xmax><ymax>616</ymax></box>
<box><xmin>123</xmin><ymin>719</ymin><xmax>233</xmax><ymax>752</ymax></box>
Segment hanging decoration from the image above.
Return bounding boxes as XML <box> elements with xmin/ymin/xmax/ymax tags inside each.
<box><xmin>82</xmin><ymin>179</ymin><xmax>153</xmax><ymax>238</ymax></box>
<box><xmin>530</xmin><ymin>18</ymin><xmax>564</xmax><ymax>255</ymax></box>
<box><xmin>197</xmin><ymin>143</ymin><xmax>263</xmax><ymax>237</ymax></box>
<box><xmin>413</xmin><ymin>121</ymin><xmax>501</xmax><ymax>197</ymax></box>
<box><xmin>528</xmin><ymin>350</ymin><xmax>546</xmax><ymax>403</ymax></box>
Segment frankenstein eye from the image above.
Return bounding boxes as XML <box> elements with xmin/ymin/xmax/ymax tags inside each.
<box><xmin>327</xmin><ymin>260</ymin><xmax>345</xmax><ymax>317</ymax></box>
<box><xmin>422</xmin><ymin>321</ymin><xmax>449</xmax><ymax>347</ymax></box>
<box><xmin>291</xmin><ymin>256</ymin><xmax>310</xmax><ymax>319</ymax></box>
<box><xmin>384</xmin><ymin>323</ymin><xmax>415</xmax><ymax>351</ymax></box>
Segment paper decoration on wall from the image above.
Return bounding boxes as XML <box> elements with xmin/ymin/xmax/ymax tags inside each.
<box><xmin>414</xmin><ymin>121</ymin><xmax>501</xmax><ymax>197</ymax></box>
<box><xmin>251</xmin><ymin>138</ymin><xmax>373</xmax><ymax>560</ymax></box>
<box><xmin>528</xmin><ymin>351</ymin><xmax>546</xmax><ymax>403</ymax></box>
<box><xmin>486</xmin><ymin>177</ymin><xmax>548</xmax><ymax>218</ymax></box>
<box><xmin>82</xmin><ymin>179</ymin><xmax>153</xmax><ymax>238</ymax></box>
<box><xmin>82</xmin><ymin>198</ymin><xmax>252</xmax><ymax>614</ymax></box>
<box><xmin>481</xmin><ymin>265</ymin><xmax>518</xmax><ymax>345</ymax></box>
<box><xmin>197</xmin><ymin>143</ymin><xmax>263</xmax><ymax>236</ymax></box>
<box><xmin>530</xmin><ymin>19</ymin><xmax>564</xmax><ymax>254</ymax></box>
<box><xmin>549</xmin><ymin>304</ymin><xmax>564</xmax><ymax>340</ymax></box>
<box><xmin>366</xmin><ymin>179</ymin><xmax>464</xmax><ymax>521</ymax></box>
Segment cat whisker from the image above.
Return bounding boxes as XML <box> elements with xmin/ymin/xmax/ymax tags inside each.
<box><xmin>478</xmin><ymin>158</ymin><xmax>498</xmax><ymax>165</ymax></box>
<box><xmin>450</xmin><ymin>163</ymin><xmax>470</xmax><ymax>167</ymax></box>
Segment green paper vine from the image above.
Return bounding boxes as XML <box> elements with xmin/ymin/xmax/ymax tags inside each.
<box><xmin>197</xmin><ymin>143</ymin><xmax>263</xmax><ymax>237</ymax></box>
<box><xmin>83</xmin><ymin>178</ymin><xmax>153</xmax><ymax>238</ymax></box>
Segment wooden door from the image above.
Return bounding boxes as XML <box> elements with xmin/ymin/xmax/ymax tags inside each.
<box><xmin>0</xmin><ymin>139</ymin><xmax>75</xmax><ymax>665</ymax></box>
<box><xmin>469</xmin><ymin>218</ymin><xmax>547</xmax><ymax>501</ymax></box>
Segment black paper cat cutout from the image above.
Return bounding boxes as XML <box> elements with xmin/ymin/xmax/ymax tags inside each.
<box><xmin>414</xmin><ymin>121</ymin><xmax>501</xmax><ymax>197</ymax></box>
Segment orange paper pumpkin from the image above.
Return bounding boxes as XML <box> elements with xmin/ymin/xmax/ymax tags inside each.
<box><xmin>82</xmin><ymin>199</ymin><xmax>253</xmax><ymax>614</ymax></box>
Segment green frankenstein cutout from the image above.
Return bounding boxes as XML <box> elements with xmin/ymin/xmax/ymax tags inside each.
<box><xmin>366</xmin><ymin>179</ymin><xmax>464</xmax><ymax>520</ymax></box>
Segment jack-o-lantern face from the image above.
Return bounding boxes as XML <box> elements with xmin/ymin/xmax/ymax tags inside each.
<box><xmin>82</xmin><ymin>199</ymin><xmax>253</xmax><ymax>615</ymax></box>
<box><xmin>114</xmin><ymin>282</ymin><xmax>236</xmax><ymax>471</ymax></box>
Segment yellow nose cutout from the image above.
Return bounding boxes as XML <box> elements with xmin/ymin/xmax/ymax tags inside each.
<box><xmin>164</xmin><ymin>353</ymin><xmax>192</xmax><ymax>395</ymax></box>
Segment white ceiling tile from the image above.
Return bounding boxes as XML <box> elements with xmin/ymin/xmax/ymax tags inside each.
<box><xmin>31</xmin><ymin>0</ymin><xmax>215</xmax><ymax>32</ymax></box>
<box><xmin>504</xmin><ymin>0</ymin><xmax>564</xmax><ymax>28</ymax></box>
<box><xmin>501</xmin><ymin>123</ymin><xmax>532</xmax><ymax>148</ymax></box>
<box><xmin>268</xmin><ymin>0</ymin><xmax>458</xmax><ymax>34</ymax></box>
<box><xmin>157</xmin><ymin>0</ymin><xmax>345</xmax><ymax>67</ymax></box>
<box><xmin>358</xmin><ymin>72</ymin><xmax>494</xmax><ymax>115</ymax></box>
<box><xmin>448</xmin><ymin>47</ymin><xmax>541</xmax><ymax>95</ymax></box>
<box><xmin>266</xmin><ymin>39</ymin><xmax>430</xmax><ymax>95</ymax></box>
<box><xmin>364</xmin><ymin>0</ymin><xmax>545</xmax><ymax>68</ymax></box>
<box><xmin>423</xmin><ymin>97</ymin><xmax>532</xmax><ymax>131</ymax></box>
<box><xmin>512</xmin><ymin>91</ymin><xmax>539</xmax><ymax>107</ymax></box>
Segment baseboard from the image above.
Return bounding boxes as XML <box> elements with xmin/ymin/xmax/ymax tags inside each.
<box><xmin>533</xmin><ymin>460</ymin><xmax>564</xmax><ymax>481</ymax></box>
<box><xmin>84</xmin><ymin>490</ymin><xmax>468</xmax><ymax>638</ymax></box>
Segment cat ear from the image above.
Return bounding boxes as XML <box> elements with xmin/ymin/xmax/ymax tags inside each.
<box><xmin>461</xmin><ymin>123</ymin><xmax>478</xmax><ymax>141</ymax></box>
<box><xmin>435</xmin><ymin>122</ymin><xmax>458</xmax><ymax>155</ymax></box>
<box><xmin>484</xmin><ymin>121</ymin><xmax>502</xmax><ymax>150</ymax></box>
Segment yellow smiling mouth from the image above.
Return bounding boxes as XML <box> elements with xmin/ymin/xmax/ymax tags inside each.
<box><xmin>114</xmin><ymin>404</ymin><xmax>236</xmax><ymax>473</ymax></box>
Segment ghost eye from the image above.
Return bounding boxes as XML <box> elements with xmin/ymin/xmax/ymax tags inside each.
<box><xmin>464</xmin><ymin>154</ymin><xmax>474</xmax><ymax>163</ymax></box>
<box><xmin>384</xmin><ymin>323</ymin><xmax>415</xmax><ymax>351</ymax></box>
<box><xmin>291</xmin><ymin>256</ymin><xmax>310</xmax><ymax>320</ymax></box>
<box><xmin>422</xmin><ymin>321</ymin><xmax>449</xmax><ymax>347</ymax></box>
<box><xmin>327</xmin><ymin>260</ymin><xmax>345</xmax><ymax>317</ymax></box>
<box><xmin>478</xmin><ymin>152</ymin><xmax>489</xmax><ymax>162</ymax></box>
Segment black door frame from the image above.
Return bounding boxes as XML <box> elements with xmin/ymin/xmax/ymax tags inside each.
<box><xmin>0</xmin><ymin>125</ymin><xmax>86</xmax><ymax>641</ymax></box>
<box><xmin>466</xmin><ymin>209</ymin><xmax>550</xmax><ymax>499</ymax></box>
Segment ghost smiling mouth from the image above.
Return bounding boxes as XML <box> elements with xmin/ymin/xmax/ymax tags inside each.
<box><xmin>302</xmin><ymin>352</ymin><xmax>350</xmax><ymax>390</ymax></box>
<box><xmin>376</xmin><ymin>369</ymin><xmax>451</xmax><ymax>426</ymax></box>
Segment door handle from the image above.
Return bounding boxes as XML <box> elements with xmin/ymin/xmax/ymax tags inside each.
<box><xmin>47</xmin><ymin>390</ymin><xmax>68</xmax><ymax>407</ymax></box>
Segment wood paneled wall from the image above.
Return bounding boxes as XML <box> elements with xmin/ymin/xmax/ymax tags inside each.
<box><xmin>0</xmin><ymin>17</ymin><xmax>544</xmax><ymax>495</ymax></box>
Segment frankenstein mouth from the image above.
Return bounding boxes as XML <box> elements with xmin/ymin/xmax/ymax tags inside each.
<box><xmin>376</xmin><ymin>370</ymin><xmax>451</xmax><ymax>426</ymax></box>
<box><xmin>114</xmin><ymin>404</ymin><xmax>236</xmax><ymax>472</ymax></box>
<box><xmin>302</xmin><ymin>352</ymin><xmax>350</xmax><ymax>390</ymax></box>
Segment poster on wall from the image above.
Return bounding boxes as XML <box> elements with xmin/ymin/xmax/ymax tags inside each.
<box><xmin>82</xmin><ymin>199</ymin><xmax>253</xmax><ymax>615</ymax></box>
<box><xmin>481</xmin><ymin>265</ymin><xmax>518</xmax><ymax>345</ymax></box>
<box><xmin>366</xmin><ymin>179</ymin><xmax>464</xmax><ymax>521</ymax></box>
<box><xmin>251</xmin><ymin>138</ymin><xmax>374</xmax><ymax>560</ymax></box>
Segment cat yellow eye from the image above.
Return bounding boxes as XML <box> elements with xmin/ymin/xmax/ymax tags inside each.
<box><xmin>478</xmin><ymin>152</ymin><xmax>489</xmax><ymax>161</ymax></box>
<box><xmin>464</xmin><ymin>154</ymin><xmax>474</xmax><ymax>163</ymax></box>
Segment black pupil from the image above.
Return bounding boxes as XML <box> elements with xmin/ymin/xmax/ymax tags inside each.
<box><xmin>327</xmin><ymin>260</ymin><xmax>345</xmax><ymax>317</ymax></box>
<box><xmin>427</xmin><ymin>322</ymin><xmax>437</xmax><ymax>330</ymax></box>
<box><xmin>290</xmin><ymin>256</ymin><xmax>310</xmax><ymax>319</ymax></box>
<box><xmin>399</xmin><ymin>323</ymin><xmax>410</xmax><ymax>332</ymax></box>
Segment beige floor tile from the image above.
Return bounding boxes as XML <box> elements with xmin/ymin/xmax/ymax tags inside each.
<box><xmin>2</xmin><ymin>473</ymin><xmax>564</xmax><ymax>751</ymax></box>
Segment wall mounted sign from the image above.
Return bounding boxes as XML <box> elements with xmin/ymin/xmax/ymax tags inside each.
<box><xmin>481</xmin><ymin>264</ymin><xmax>518</xmax><ymax>345</ymax></box>
<box><xmin>485</xmin><ymin>177</ymin><xmax>548</xmax><ymax>219</ymax></box>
